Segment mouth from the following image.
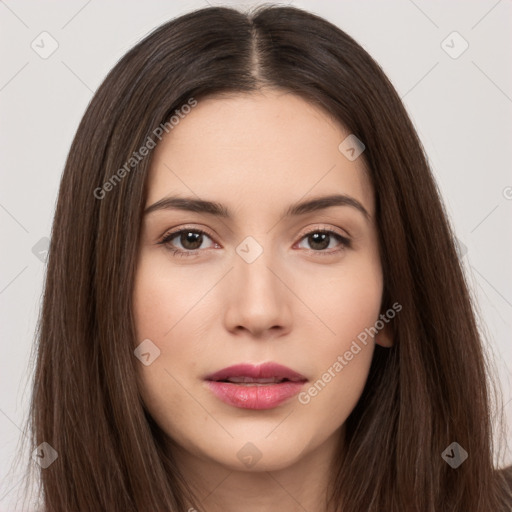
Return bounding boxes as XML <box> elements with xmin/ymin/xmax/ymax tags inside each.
<box><xmin>204</xmin><ymin>362</ymin><xmax>308</xmax><ymax>409</ymax></box>
<box><xmin>205</xmin><ymin>362</ymin><xmax>307</xmax><ymax>383</ymax></box>
<box><xmin>213</xmin><ymin>376</ymin><xmax>300</xmax><ymax>385</ymax></box>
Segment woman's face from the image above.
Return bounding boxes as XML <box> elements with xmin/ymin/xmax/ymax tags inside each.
<box><xmin>133</xmin><ymin>90</ymin><xmax>391</xmax><ymax>473</ymax></box>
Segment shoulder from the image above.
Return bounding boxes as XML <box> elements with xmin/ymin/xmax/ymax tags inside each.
<box><xmin>498</xmin><ymin>465</ymin><xmax>512</xmax><ymax>485</ymax></box>
<box><xmin>496</xmin><ymin>465</ymin><xmax>512</xmax><ymax>503</ymax></box>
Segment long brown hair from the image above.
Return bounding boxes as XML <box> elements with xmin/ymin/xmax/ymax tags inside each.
<box><xmin>19</xmin><ymin>4</ymin><xmax>511</xmax><ymax>511</ymax></box>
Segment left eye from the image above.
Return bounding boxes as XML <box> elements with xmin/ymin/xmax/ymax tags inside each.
<box><xmin>159</xmin><ymin>228</ymin><xmax>350</xmax><ymax>257</ymax></box>
<box><xmin>159</xmin><ymin>229</ymin><xmax>215</xmax><ymax>256</ymax></box>
<box><xmin>296</xmin><ymin>230</ymin><xmax>350</xmax><ymax>253</ymax></box>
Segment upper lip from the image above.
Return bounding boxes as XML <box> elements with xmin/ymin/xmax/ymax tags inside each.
<box><xmin>205</xmin><ymin>362</ymin><xmax>307</xmax><ymax>383</ymax></box>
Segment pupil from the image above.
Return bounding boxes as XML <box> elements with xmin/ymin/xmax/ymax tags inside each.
<box><xmin>310</xmin><ymin>232</ymin><xmax>329</xmax><ymax>250</ymax></box>
<box><xmin>181</xmin><ymin>232</ymin><xmax>202</xmax><ymax>250</ymax></box>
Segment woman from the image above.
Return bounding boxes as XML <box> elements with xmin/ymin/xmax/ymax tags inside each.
<box><xmin>21</xmin><ymin>4</ymin><xmax>512</xmax><ymax>511</ymax></box>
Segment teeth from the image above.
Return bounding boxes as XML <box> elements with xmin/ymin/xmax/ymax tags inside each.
<box><xmin>225</xmin><ymin>377</ymin><xmax>285</xmax><ymax>384</ymax></box>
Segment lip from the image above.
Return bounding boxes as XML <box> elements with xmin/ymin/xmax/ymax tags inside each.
<box><xmin>205</xmin><ymin>362</ymin><xmax>307</xmax><ymax>382</ymax></box>
<box><xmin>204</xmin><ymin>362</ymin><xmax>307</xmax><ymax>410</ymax></box>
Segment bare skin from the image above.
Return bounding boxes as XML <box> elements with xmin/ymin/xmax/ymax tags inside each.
<box><xmin>133</xmin><ymin>89</ymin><xmax>393</xmax><ymax>512</ymax></box>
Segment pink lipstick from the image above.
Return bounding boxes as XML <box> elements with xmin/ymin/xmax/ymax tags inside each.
<box><xmin>204</xmin><ymin>362</ymin><xmax>307</xmax><ymax>410</ymax></box>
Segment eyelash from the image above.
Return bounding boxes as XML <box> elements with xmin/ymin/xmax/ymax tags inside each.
<box><xmin>158</xmin><ymin>226</ymin><xmax>352</xmax><ymax>258</ymax></box>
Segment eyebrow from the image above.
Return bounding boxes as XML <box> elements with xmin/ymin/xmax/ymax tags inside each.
<box><xmin>144</xmin><ymin>193</ymin><xmax>370</xmax><ymax>221</ymax></box>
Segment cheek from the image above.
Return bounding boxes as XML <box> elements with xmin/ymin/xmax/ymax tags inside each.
<box><xmin>132</xmin><ymin>255</ymin><xmax>201</xmax><ymax>343</ymax></box>
<box><xmin>303</xmin><ymin>250</ymin><xmax>383</xmax><ymax>348</ymax></box>
<box><xmin>137</xmin><ymin>359</ymin><xmax>203</xmax><ymax>442</ymax></box>
<box><xmin>295</xmin><ymin>254</ymin><xmax>382</xmax><ymax>417</ymax></box>
<box><xmin>296</xmin><ymin>274</ymin><xmax>380</xmax><ymax>429</ymax></box>
<box><xmin>297</xmin><ymin>342</ymin><xmax>374</xmax><ymax>442</ymax></box>
<box><xmin>132</xmin><ymin>261</ymin><xmax>200</xmax><ymax>442</ymax></box>
<box><xmin>131</xmin><ymin>255</ymin><xmax>208</xmax><ymax>432</ymax></box>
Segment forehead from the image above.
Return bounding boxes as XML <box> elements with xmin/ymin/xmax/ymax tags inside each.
<box><xmin>145</xmin><ymin>90</ymin><xmax>374</xmax><ymax>219</ymax></box>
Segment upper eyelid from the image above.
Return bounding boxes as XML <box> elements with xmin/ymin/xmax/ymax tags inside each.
<box><xmin>161</xmin><ymin>225</ymin><xmax>216</xmax><ymax>242</ymax></box>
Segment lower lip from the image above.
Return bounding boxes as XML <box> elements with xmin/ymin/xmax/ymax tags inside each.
<box><xmin>205</xmin><ymin>380</ymin><xmax>306</xmax><ymax>410</ymax></box>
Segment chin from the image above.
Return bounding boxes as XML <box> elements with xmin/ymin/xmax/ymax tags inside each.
<box><xmin>198</xmin><ymin>432</ymin><xmax>314</xmax><ymax>473</ymax></box>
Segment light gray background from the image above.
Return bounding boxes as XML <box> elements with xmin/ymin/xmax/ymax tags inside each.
<box><xmin>1</xmin><ymin>0</ymin><xmax>511</xmax><ymax>509</ymax></box>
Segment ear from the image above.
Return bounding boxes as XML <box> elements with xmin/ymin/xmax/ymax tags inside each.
<box><xmin>375</xmin><ymin>321</ymin><xmax>394</xmax><ymax>348</ymax></box>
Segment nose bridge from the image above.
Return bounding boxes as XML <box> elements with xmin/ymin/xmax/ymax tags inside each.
<box><xmin>235</xmin><ymin>237</ymin><xmax>282</xmax><ymax>304</ymax></box>
<box><xmin>223</xmin><ymin>235</ymin><xmax>292</xmax><ymax>334</ymax></box>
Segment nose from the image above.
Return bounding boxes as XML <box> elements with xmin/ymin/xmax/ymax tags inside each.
<box><xmin>222</xmin><ymin>247</ymin><xmax>293</xmax><ymax>339</ymax></box>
